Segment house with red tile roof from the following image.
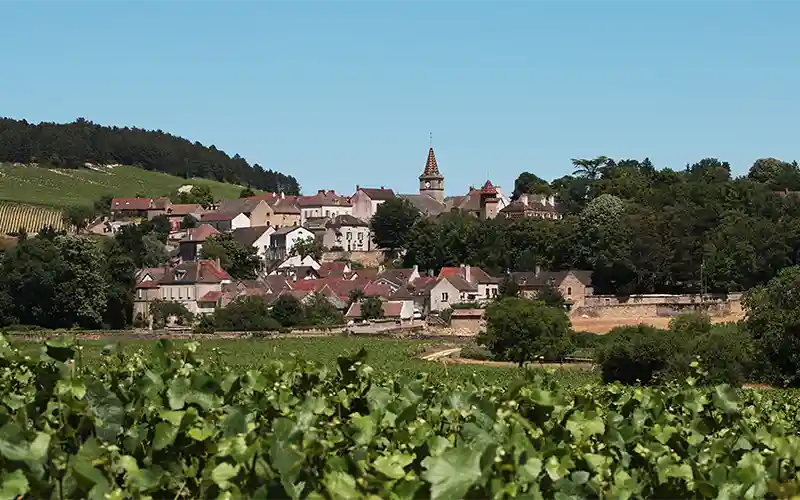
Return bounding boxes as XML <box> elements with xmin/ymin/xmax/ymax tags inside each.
<box><xmin>133</xmin><ymin>259</ymin><xmax>232</xmax><ymax>322</ymax></box>
<box><xmin>437</xmin><ymin>264</ymin><xmax>500</xmax><ymax>302</ymax></box>
<box><xmin>111</xmin><ymin>197</ymin><xmax>152</xmax><ymax>219</ymax></box>
<box><xmin>345</xmin><ymin>300</ymin><xmax>414</xmax><ymax>324</ymax></box>
<box><xmin>179</xmin><ymin>225</ymin><xmax>220</xmax><ymax>262</ymax></box>
<box><xmin>297</xmin><ymin>190</ymin><xmax>353</xmax><ymax>225</ymax></box>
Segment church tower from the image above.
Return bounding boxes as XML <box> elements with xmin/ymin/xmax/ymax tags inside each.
<box><xmin>419</xmin><ymin>146</ymin><xmax>445</xmax><ymax>203</ymax></box>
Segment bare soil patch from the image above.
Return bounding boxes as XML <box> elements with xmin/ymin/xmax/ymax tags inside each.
<box><xmin>571</xmin><ymin>314</ymin><xmax>744</xmax><ymax>334</ymax></box>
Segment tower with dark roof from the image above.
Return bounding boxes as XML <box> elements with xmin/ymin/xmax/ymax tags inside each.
<box><xmin>419</xmin><ymin>147</ymin><xmax>445</xmax><ymax>203</ymax></box>
<box><xmin>479</xmin><ymin>180</ymin><xmax>500</xmax><ymax>220</ymax></box>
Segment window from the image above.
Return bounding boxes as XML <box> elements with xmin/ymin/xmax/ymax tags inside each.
<box><xmin>325</xmin><ymin>210</ymin><xmax>330</xmax><ymax>217</ymax></box>
<box><xmin>491</xmin><ymin>288</ymin><xmax>498</xmax><ymax>298</ymax></box>
<box><xmin>347</xmin><ymin>232</ymin><xmax>352</xmax><ymax>240</ymax></box>
<box><xmin>358</xmin><ymin>232</ymin><xmax>364</xmax><ymax>241</ymax></box>
<box><xmin>137</xmin><ymin>289</ymin><xmax>143</xmax><ymax>300</ymax></box>
<box><xmin>567</xmin><ymin>287</ymin><xmax>572</xmax><ymax>296</ymax></box>
<box><xmin>441</xmin><ymin>292</ymin><xmax>449</xmax><ymax>302</ymax></box>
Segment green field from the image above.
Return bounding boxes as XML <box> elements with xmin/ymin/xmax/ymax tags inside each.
<box><xmin>0</xmin><ymin>163</ymin><xmax>252</xmax><ymax>208</ymax></box>
<box><xmin>19</xmin><ymin>336</ymin><xmax>600</xmax><ymax>388</ymax></box>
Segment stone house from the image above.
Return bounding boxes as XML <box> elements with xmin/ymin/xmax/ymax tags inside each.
<box><xmin>267</xmin><ymin>226</ymin><xmax>315</xmax><ymax>261</ymax></box>
<box><xmin>499</xmin><ymin>194</ymin><xmax>563</xmax><ymax>220</ymax></box>
<box><xmin>178</xmin><ymin>225</ymin><xmax>220</xmax><ymax>262</ymax></box>
<box><xmin>231</xmin><ymin>225</ymin><xmax>275</xmax><ymax>260</ymax></box>
<box><xmin>450</xmin><ymin>308</ymin><xmax>485</xmax><ymax>331</ymax></box>
<box><xmin>111</xmin><ymin>197</ymin><xmax>152</xmax><ymax>220</ymax></box>
<box><xmin>297</xmin><ymin>190</ymin><xmax>353</xmax><ymax>225</ymax></box>
<box><xmin>265</xmin><ymin>197</ymin><xmax>301</xmax><ymax>227</ymax></box>
<box><xmin>345</xmin><ymin>300</ymin><xmax>414</xmax><ymax>324</ymax></box>
<box><xmin>438</xmin><ymin>265</ymin><xmax>499</xmax><ymax>302</ymax></box>
<box><xmin>428</xmin><ymin>275</ymin><xmax>479</xmax><ymax>312</ymax></box>
<box><xmin>217</xmin><ymin>199</ymin><xmax>272</xmax><ymax>227</ymax></box>
<box><xmin>510</xmin><ymin>269</ymin><xmax>593</xmax><ymax>308</ymax></box>
<box><xmin>133</xmin><ymin>259</ymin><xmax>232</xmax><ymax>320</ymax></box>
<box><xmin>351</xmin><ymin>186</ymin><xmax>396</xmax><ymax>220</ymax></box>
<box><xmin>323</xmin><ymin>214</ymin><xmax>373</xmax><ymax>251</ymax></box>
<box><xmin>200</xmin><ymin>211</ymin><xmax>250</xmax><ymax>232</ymax></box>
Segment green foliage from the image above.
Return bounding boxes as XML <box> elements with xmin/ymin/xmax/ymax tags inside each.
<box><xmin>370</xmin><ymin>197</ymin><xmax>421</xmax><ymax>256</ymax></box>
<box><xmin>271</xmin><ymin>295</ymin><xmax>305</xmax><ymax>328</ymax></box>
<box><xmin>460</xmin><ymin>342</ymin><xmax>494</xmax><ymax>361</ymax></box>
<box><xmin>303</xmin><ymin>293</ymin><xmax>344</xmax><ymax>327</ymax></box>
<box><xmin>148</xmin><ymin>299</ymin><xmax>194</xmax><ymax>328</ymax></box>
<box><xmin>239</xmin><ymin>187</ymin><xmax>256</xmax><ymax>198</ymax></box>
<box><xmin>2</xmin><ymin>334</ymin><xmax>800</xmax><ymax>499</ymax></box>
<box><xmin>213</xmin><ymin>296</ymin><xmax>281</xmax><ymax>332</ymax></box>
<box><xmin>479</xmin><ymin>297</ymin><xmax>572</xmax><ymax>366</ymax></box>
<box><xmin>200</xmin><ymin>233</ymin><xmax>261</xmax><ymax>280</ymax></box>
<box><xmin>596</xmin><ymin>324</ymin><xmax>681</xmax><ymax>385</ymax></box>
<box><xmin>62</xmin><ymin>204</ymin><xmax>95</xmax><ymax>232</ymax></box>
<box><xmin>291</xmin><ymin>236</ymin><xmax>324</xmax><ymax>261</ymax></box>
<box><xmin>181</xmin><ymin>214</ymin><xmax>198</xmax><ymax>230</ymax></box>
<box><xmin>669</xmin><ymin>311</ymin><xmax>712</xmax><ymax>336</ymax></box>
<box><xmin>743</xmin><ymin>266</ymin><xmax>800</xmax><ymax>387</ymax></box>
<box><xmin>534</xmin><ymin>282</ymin><xmax>566</xmax><ymax>309</ymax></box>
<box><xmin>511</xmin><ymin>172</ymin><xmax>552</xmax><ymax>199</ymax></box>
<box><xmin>360</xmin><ymin>296</ymin><xmax>384</xmax><ymax>321</ymax></box>
<box><xmin>174</xmin><ymin>184</ymin><xmax>216</xmax><ymax>209</ymax></box>
<box><xmin>498</xmin><ymin>276</ymin><xmax>519</xmax><ymax>298</ymax></box>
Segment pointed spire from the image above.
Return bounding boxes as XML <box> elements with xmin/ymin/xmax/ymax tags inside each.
<box><xmin>421</xmin><ymin>147</ymin><xmax>442</xmax><ymax>178</ymax></box>
<box><xmin>481</xmin><ymin>180</ymin><xmax>497</xmax><ymax>194</ymax></box>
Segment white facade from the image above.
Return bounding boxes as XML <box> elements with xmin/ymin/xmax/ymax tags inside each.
<box><xmin>301</xmin><ymin>205</ymin><xmax>353</xmax><ymax>225</ymax></box>
<box><xmin>230</xmin><ymin>213</ymin><xmax>251</xmax><ymax>231</ymax></box>
<box><xmin>276</xmin><ymin>255</ymin><xmax>322</xmax><ymax>270</ymax></box>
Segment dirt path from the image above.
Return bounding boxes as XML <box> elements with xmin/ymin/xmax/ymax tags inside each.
<box><xmin>419</xmin><ymin>346</ymin><xmax>594</xmax><ymax>370</ymax></box>
<box><xmin>571</xmin><ymin>314</ymin><xmax>744</xmax><ymax>334</ymax></box>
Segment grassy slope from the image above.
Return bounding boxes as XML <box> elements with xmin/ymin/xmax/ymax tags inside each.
<box><xmin>0</xmin><ymin>163</ymin><xmax>252</xmax><ymax>208</ymax></box>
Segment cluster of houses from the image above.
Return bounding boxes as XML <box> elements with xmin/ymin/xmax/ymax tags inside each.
<box><xmin>113</xmin><ymin>146</ymin><xmax>583</xmax><ymax>326</ymax></box>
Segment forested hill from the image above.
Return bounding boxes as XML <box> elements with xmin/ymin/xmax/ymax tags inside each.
<box><xmin>0</xmin><ymin>117</ymin><xmax>300</xmax><ymax>195</ymax></box>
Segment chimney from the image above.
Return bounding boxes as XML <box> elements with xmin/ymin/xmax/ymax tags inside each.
<box><xmin>380</xmin><ymin>186</ymin><xmax>384</xmax><ymax>189</ymax></box>
<box><xmin>215</xmin><ymin>257</ymin><xmax>221</xmax><ymax>269</ymax></box>
<box><xmin>281</xmin><ymin>192</ymin><xmax>285</xmax><ymax>199</ymax></box>
<box><xmin>469</xmin><ymin>185</ymin><xmax>474</xmax><ymax>191</ymax></box>
<box><xmin>465</xmin><ymin>265</ymin><xmax>472</xmax><ymax>283</ymax></box>
<box><xmin>412</xmin><ymin>264</ymin><xmax>418</xmax><ymax>275</ymax></box>
<box><xmin>535</xmin><ymin>265</ymin><xmax>541</xmax><ymax>277</ymax></box>
<box><xmin>520</xmin><ymin>193</ymin><xmax>529</xmax><ymax>205</ymax></box>
<box><xmin>317</xmin><ymin>189</ymin><xmax>325</xmax><ymax>195</ymax></box>
<box><xmin>356</xmin><ymin>184</ymin><xmax>360</xmax><ymax>191</ymax></box>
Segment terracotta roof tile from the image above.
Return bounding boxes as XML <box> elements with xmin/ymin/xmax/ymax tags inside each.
<box><xmin>111</xmin><ymin>197</ymin><xmax>152</xmax><ymax>211</ymax></box>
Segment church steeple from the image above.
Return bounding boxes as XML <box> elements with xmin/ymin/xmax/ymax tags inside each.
<box><xmin>419</xmin><ymin>144</ymin><xmax>445</xmax><ymax>203</ymax></box>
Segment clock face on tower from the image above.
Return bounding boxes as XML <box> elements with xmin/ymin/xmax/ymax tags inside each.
<box><xmin>424</xmin><ymin>181</ymin><xmax>431</xmax><ymax>188</ymax></box>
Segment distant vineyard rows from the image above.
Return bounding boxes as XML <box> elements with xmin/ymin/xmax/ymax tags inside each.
<box><xmin>0</xmin><ymin>202</ymin><xmax>65</xmax><ymax>235</ymax></box>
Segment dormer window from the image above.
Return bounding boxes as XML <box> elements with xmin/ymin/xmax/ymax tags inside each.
<box><xmin>175</xmin><ymin>269</ymin><xmax>187</xmax><ymax>280</ymax></box>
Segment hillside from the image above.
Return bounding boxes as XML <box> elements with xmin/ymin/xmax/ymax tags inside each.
<box><xmin>0</xmin><ymin>163</ymin><xmax>250</xmax><ymax>208</ymax></box>
<box><xmin>0</xmin><ymin>117</ymin><xmax>300</xmax><ymax>194</ymax></box>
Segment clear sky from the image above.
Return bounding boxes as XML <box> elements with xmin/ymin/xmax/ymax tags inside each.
<box><xmin>3</xmin><ymin>1</ymin><xmax>799</xmax><ymax>196</ymax></box>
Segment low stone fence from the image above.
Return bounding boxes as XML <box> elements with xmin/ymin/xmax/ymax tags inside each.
<box><xmin>573</xmin><ymin>300</ymin><xmax>738</xmax><ymax>319</ymax></box>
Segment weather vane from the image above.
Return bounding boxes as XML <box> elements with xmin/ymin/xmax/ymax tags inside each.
<box><xmin>429</xmin><ymin>132</ymin><xmax>433</xmax><ymax>147</ymax></box>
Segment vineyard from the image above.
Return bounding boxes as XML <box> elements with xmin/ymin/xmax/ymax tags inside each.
<box><xmin>0</xmin><ymin>202</ymin><xmax>65</xmax><ymax>235</ymax></box>
<box><xmin>0</xmin><ymin>163</ymin><xmax>250</xmax><ymax>208</ymax></box>
<box><xmin>3</xmin><ymin>335</ymin><xmax>800</xmax><ymax>499</ymax></box>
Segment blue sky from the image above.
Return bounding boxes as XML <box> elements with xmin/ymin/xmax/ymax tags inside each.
<box><xmin>3</xmin><ymin>1</ymin><xmax>799</xmax><ymax>196</ymax></box>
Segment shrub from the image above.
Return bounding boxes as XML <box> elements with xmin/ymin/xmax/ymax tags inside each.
<box><xmin>215</xmin><ymin>296</ymin><xmax>281</xmax><ymax>332</ymax></box>
<box><xmin>668</xmin><ymin>311</ymin><xmax>712</xmax><ymax>336</ymax></box>
<box><xmin>460</xmin><ymin>342</ymin><xmax>494</xmax><ymax>361</ymax></box>
<box><xmin>596</xmin><ymin>324</ymin><xmax>683</xmax><ymax>385</ymax></box>
<box><xmin>478</xmin><ymin>297</ymin><xmax>571</xmax><ymax>366</ymax></box>
<box><xmin>689</xmin><ymin>323</ymin><xmax>754</xmax><ymax>386</ymax></box>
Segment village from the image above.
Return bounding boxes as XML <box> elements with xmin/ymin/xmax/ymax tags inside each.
<box><xmin>105</xmin><ymin>146</ymin><xmax>742</xmax><ymax>334</ymax></box>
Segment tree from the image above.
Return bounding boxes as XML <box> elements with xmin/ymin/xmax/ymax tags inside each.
<box><xmin>360</xmin><ymin>296</ymin><xmax>384</xmax><ymax>321</ymax></box>
<box><xmin>140</xmin><ymin>214</ymin><xmax>170</xmax><ymax>242</ymax></box>
<box><xmin>512</xmin><ymin>172</ymin><xmax>552</xmax><ymax>200</ymax></box>
<box><xmin>181</xmin><ymin>215</ymin><xmax>198</xmax><ymax>230</ymax></box>
<box><xmin>304</xmin><ymin>293</ymin><xmax>344</xmax><ymax>326</ymax></box>
<box><xmin>478</xmin><ymin>297</ymin><xmax>571</xmax><ymax>366</ymax></box>
<box><xmin>499</xmin><ymin>277</ymin><xmax>519</xmax><ymax>298</ymax></box>
<box><xmin>239</xmin><ymin>187</ymin><xmax>256</xmax><ymax>198</ymax></box>
<box><xmin>535</xmin><ymin>283</ymin><xmax>566</xmax><ymax>309</ymax></box>
<box><xmin>175</xmin><ymin>184</ymin><xmax>215</xmax><ymax>209</ymax></box>
<box><xmin>0</xmin><ymin>117</ymin><xmax>300</xmax><ymax>194</ymax></box>
<box><xmin>742</xmin><ymin>266</ymin><xmax>800</xmax><ymax>387</ymax></box>
<box><xmin>370</xmin><ymin>197</ymin><xmax>421</xmax><ymax>257</ymax></box>
<box><xmin>62</xmin><ymin>204</ymin><xmax>95</xmax><ymax>233</ymax></box>
<box><xmin>271</xmin><ymin>295</ymin><xmax>304</xmax><ymax>328</ymax></box>
<box><xmin>291</xmin><ymin>236</ymin><xmax>324</xmax><ymax>261</ymax></box>
<box><xmin>213</xmin><ymin>296</ymin><xmax>280</xmax><ymax>332</ymax></box>
<box><xmin>200</xmin><ymin>233</ymin><xmax>261</xmax><ymax>279</ymax></box>
<box><xmin>571</xmin><ymin>156</ymin><xmax>613</xmax><ymax>181</ymax></box>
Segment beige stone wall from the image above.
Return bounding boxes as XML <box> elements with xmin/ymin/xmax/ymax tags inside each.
<box><xmin>451</xmin><ymin>318</ymin><xmax>485</xmax><ymax>331</ymax></box>
<box><xmin>322</xmin><ymin>250</ymin><xmax>384</xmax><ymax>268</ymax></box>
<box><xmin>573</xmin><ymin>301</ymin><xmax>737</xmax><ymax>319</ymax></box>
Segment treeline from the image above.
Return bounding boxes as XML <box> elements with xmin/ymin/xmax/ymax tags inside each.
<box><xmin>0</xmin><ymin>117</ymin><xmax>300</xmax><ymax>194</ymax></box>
<box><xmin>374</xmin><ymin>156</ymin><xmax>800</xmax><ymax>295</ymax></box>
